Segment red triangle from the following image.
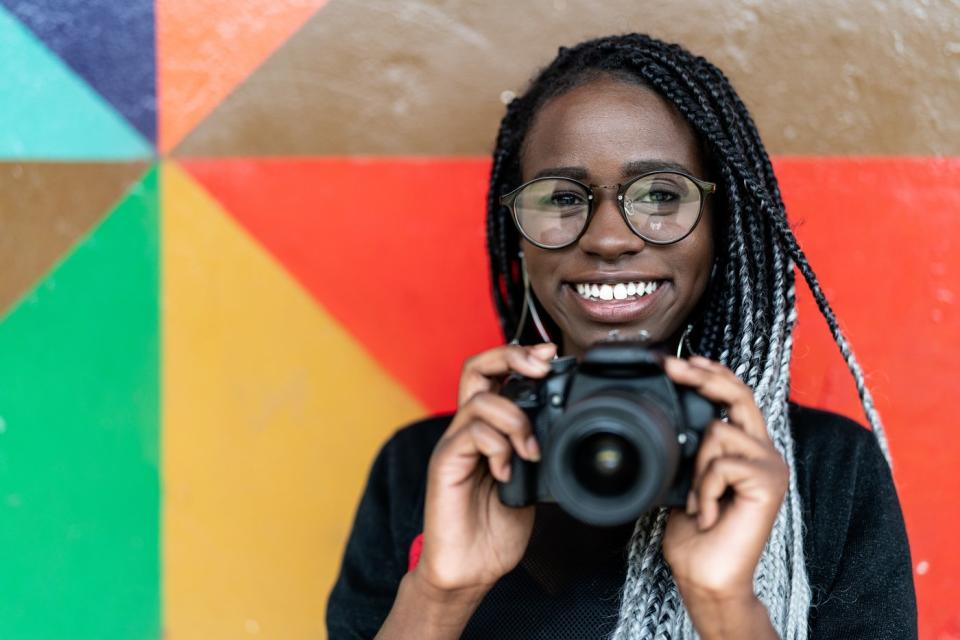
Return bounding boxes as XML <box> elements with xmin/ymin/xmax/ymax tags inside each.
<box><xmin>181</xmin><ymin>157</ymin><xmax>504</xmax><ymax>413</ymax></box>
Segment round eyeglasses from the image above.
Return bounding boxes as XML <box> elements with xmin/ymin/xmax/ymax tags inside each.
<box><xmin>500</xmin><ymin>170</ymin><xmax>716</xmax><ymax>249</ymax></box>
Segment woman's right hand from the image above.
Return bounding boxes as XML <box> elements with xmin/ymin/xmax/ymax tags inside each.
<box><xmin>411</xmin><ymin>342</ymin><xmax>558</xmax><ymax>597</ymax></box>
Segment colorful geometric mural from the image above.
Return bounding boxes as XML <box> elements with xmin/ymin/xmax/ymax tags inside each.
<box><xmin>0</xmin><ymin>1</ymin><xmax>957</xmax><ymax>638</ymax></box>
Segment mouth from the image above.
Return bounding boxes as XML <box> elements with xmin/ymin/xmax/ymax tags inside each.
<box><xmin>562</xmin><ymin>277</ymin><xmax>669</xmax><ymax>324</ymax></box>
<box><xmin>571</xmin><ymin>279</ymin><xmax>662</xmax><ymax>302</ymax></box>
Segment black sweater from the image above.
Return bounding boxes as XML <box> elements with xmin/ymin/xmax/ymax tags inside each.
<box><xmin>327</xmin><ymin>403</ymin><xmax>917</xmax><ymax>639</ymax></box>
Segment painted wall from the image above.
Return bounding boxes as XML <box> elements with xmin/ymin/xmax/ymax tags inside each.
<box><xmin>0</xmin><ymin>1</ymin><xmax>957</xmax><ymax>638</ymax></box>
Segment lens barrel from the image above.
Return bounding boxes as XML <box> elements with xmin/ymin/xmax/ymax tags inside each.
<box><xmin>545</xmin><ymin>390</ymin><xmax>680</xmax><ymax>526</ymax></box>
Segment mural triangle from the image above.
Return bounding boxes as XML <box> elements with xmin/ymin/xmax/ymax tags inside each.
<box><xmin>0</xmin><ymin>0</ymin><xmax>157</xmax><ymax>143</ymax></box>
<box><xmin>0</xmin><ymin>6</ymin><xmax>151</xmax><ymax>159</ymax></box>
<box><xmin>157</xmin><ymin>0</ymin><xmax>329</xmax><ymax>153</ymax></box>
<box><xmin>0</xmin><ymin>161</ymin><xmax>150</xmax><ymax>318</ymax></box>
<box><xmin>0</xmin><ymin>167</ymin><xmax>159</xmax><ymax>637</ymax></box>
<box><xmin>162</xmin><ymin>161</ymin><xmax>424</xmax><ymax>636</ymax></box>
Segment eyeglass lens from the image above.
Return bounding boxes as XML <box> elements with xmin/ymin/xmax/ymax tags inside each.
<box><xmin>513</xmin><ymin>173</ymin><xmax>703</xmax><ymax>247</ymax></box>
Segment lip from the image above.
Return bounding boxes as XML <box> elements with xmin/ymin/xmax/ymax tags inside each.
<box><xmin>565</xmin><ymin>272</ymin><xmax>666</xmax><ymax>285</ymax></box>
<box><xmin>562</xmin><ymin>280</ymin><xmax>669</xmax><ymax>323</ymax></box>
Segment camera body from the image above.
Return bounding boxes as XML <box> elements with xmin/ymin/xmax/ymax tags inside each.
<box><xmin>497</xmin><ymin>342</ymin><xmax>716</xmax><ymax>526</ymax></box>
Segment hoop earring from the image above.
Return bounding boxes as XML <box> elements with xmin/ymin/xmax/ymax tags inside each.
<box><xmin>510</xmin><ymin>251</ymin><xmax>552</xmax><ymax>345</ymax></box>
<box><xmin>676</xmin><ymin>323</ymin><xmax>695</xmax><ymax>358</ymax></box>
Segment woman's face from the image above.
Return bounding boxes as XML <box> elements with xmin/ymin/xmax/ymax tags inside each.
<box><xmin>519</xmin><ymin>76</ymin><xmax>715</xmax><ymax>358</ymax></box>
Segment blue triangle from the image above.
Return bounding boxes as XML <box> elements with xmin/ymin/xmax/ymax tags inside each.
<box><xmin>0</xmin><ymin>0</ymin><xmax>156</xmax><ymax>144</ymax></box>
<box><xmin>0</xmin><ymin>5</ymin><xmax>152</xmax><ymax>159</ymax></box>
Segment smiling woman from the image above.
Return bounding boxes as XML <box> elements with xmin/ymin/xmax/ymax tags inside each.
<box><xmin>327</xmin><ymin>33</ymin><xmax>916</xmax><ymax>640</ymax></box>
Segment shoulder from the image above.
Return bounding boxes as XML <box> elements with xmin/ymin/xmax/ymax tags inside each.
<box><xmin>788</xmin><ymin>401</ymin><xmax>882</xmax><ymax>461</ymax></box>
<box><xmin>786</xmin><ymin>400</ymin><xmax>892</xmax><ymax>523</ymax></box>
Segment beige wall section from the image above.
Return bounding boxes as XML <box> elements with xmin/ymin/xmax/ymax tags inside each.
<box><xmin>177</xmin><ymin>0</ymin><xmax>960</xmax><ymax>157</ymax></box>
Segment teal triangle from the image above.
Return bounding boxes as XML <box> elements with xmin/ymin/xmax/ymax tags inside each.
<box><xmin>0</xmin><ymin>167</ymin><xmax>159</xmax><ymax>638</ymax></box>
<box><xmin>0</xmin><ymin>6</ymin><xmax>152</xmax><ymax>159</ymax></box>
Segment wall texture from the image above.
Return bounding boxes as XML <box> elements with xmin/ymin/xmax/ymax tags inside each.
<box><xmin>0</xmin><ymin>1</ymin><xmax>957</xmax><ymax>638</ymax></box>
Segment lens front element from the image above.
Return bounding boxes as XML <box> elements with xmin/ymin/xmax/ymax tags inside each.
<box><xmin>572</xmin><ymin>433</ymin><xmax>640</xmax><ymax>497</ymax></box>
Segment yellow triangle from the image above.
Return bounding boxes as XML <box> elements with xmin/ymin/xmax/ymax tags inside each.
<box><xmin>161</xmin><ymin>161</ymin><xmax>426</xmax><ymax>638</ymax></box>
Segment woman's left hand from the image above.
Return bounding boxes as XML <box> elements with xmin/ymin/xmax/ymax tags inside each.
<box><xmin>661</xmin><ymin>355</ymin><xmax>788</xmax><ymax>624</ymax></box>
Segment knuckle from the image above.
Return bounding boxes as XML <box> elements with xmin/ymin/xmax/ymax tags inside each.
<box><xmin>461</xmin><ymin>354</ymin><xmax>480</xmax><ymax>375</ymax></box>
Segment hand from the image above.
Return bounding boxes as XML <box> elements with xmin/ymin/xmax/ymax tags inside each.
<box><xmin>412</xmin><ymin>342</ymin><xmax>557</xmax><ymax>597</ymax></box>
<box><xmin>661</xmin><ymin>356</ymin><xmax>788</xmax><ymax>623</ymax></box>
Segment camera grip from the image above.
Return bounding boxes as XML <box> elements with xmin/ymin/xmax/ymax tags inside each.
<box><xmin>496</xmin><ymin>453</ymin><xmax>537</xmax><ymax>507</ymax></box>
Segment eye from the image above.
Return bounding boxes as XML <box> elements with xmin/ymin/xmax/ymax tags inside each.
<box><xmin>545</xmin><ymin>190</ymin><xmax>588</xmax><ymax>208</ymax></box>
<box><xmin>638</xmin><ymin>189</ymin><xmax>679</xmax><ymax>204</ymax></box>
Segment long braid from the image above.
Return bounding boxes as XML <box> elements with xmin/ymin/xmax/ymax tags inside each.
<box><xmin>485</xmin><ymin>33</ymin><xmax>889</xmax><ymax>639</ymax></box>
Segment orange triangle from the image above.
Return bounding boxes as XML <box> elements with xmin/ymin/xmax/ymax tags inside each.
<box><xmin>157</xmin><ymin>0</ymin><xmax>328</xmax><ymax>153</ymax></box>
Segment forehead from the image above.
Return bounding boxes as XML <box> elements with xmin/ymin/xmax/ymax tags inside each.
<box><xmin>520</xmin><ymin>77</ymin><xmax>706</xmax><ymax>181</ymax></box>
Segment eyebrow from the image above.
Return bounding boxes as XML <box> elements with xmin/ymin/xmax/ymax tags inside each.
<box><xmin>533</xmin><ymin>159</ymin><xmax>694</xmax><ymax>181</ymax></box>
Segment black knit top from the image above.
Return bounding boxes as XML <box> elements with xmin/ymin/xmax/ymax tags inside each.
<box><xmin>327</xmin><ymin>403</ymin><xmax>917</xmax><ymax>639</ymax></box>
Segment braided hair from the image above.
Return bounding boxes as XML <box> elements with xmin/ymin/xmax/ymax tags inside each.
<box><xmin>484</xmin><ymin>33</ymin><xmax>890</xmax><ymax>640</ymax></box>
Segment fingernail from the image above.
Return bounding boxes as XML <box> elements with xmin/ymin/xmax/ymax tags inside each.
<box><xmin>525</xmin><ymin>435</ymin><xmax>541</xmax><ymax>461</ymax></box>
<box><xmin>531</xmin><ymin>343</ymin><xmax>557</xmax><ymax>359</ymax></box>
<box><xmin>500</xmin><ymin>463</ymin><xmax>512</xmax><ymax>482</ymax></box>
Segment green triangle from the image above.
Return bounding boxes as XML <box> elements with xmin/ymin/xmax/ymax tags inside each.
<box><xmin>0</xmin><ymin>167</ymin><xmax>159</xmax><ymax>638</ymax></box>
<box><xmin>0</xmin><ymin>6</ymin><xmax>152</xmax><ymax>159</ymax></box>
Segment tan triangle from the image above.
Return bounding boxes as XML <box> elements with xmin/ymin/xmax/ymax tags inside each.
<box><xmin>161</xmin><ymin>161</ymin><xmax>426</xmax><ymax>637</ymax></box>
<box><xmin>0</xmin><ymin>161</ymin><xmax>148</xmax><ymax>318</ymax></box>
<box><xmin>174</xmin><ymin>0</ymin><xmax>958</xmax><ymax>156</ymax></box>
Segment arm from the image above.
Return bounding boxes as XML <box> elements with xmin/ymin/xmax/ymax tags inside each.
<box><xmin>374</xmin><ymin>570</ymin><xmax>487</xmax><ymax>639</ymax></box>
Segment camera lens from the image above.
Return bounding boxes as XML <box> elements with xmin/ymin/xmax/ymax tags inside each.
<box><xmin>546</xmin><ymin>390</ymin><xmax>680</xmax><ymax>526</ymax></box>
<box><xmin>572</xmin><ymin>433</ymin><xmax>640</xmax><ymax>497</ymax></box>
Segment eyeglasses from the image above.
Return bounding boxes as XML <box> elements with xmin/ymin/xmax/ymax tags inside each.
<box><xmin>500</xmin><ymin>170</ymin><xmax>716</xmax><ymax>249</ymax></box>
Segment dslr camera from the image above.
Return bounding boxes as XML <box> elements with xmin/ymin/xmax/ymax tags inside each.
<box><xmin>497</xmin><ymin>341</ymin><xmax>716</xmax><ymax>526</ymax></box>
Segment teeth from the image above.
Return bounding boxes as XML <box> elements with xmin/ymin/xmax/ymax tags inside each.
<box><xmin>573</xmin><ymin>280</ymin><xmax>661</xmax><ymax>301</ymax></box>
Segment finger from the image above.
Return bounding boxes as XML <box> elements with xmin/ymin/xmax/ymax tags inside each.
<box><xmin>435</xmin><ymin>419</ymin><xmax>515</xmax><ymax>483</ymax></box>
<box><xmin>662</xmin><ymin>357</ymin><xmax>767</xmax><ymax>441</ymax></box>
<box><xmin>467</xmin><ymin>421</ymin><xmax>515</xmax><ymax>482</ymax></box>
<box><xmin>693</xmin><ymin>420</ymin><xmax>772</xmax><ymax>489</ymax></box>
<box><xmin>458</xmin><ymin>343</ymin><xmax>557</xmax><ymax>406</ymax></box>
<box><xmin>696</xmin><ymin>457</ymin><xmax>778</xmax><ymax>530</ymax></box>
<box><xmin>450</xmin><ymin>392</ymin><xmax>539</xmax><ymax>461</ymax></box>
<box><xmin>688</xmin><ymin>419</ymin><xmax>776</xmax><ymax>516</ymax></box>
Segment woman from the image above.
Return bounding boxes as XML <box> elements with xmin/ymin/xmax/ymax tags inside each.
<box><xmin>327</xmin><ymin>33</ymin><xmax>916</xmax><ymax>639</ymax></box>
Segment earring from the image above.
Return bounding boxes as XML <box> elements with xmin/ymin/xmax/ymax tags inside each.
<box><xmin>676</xmin><ymin>323</ymin><xmax>695</xmax><ymax>358</ymax></box>
<box><xmin>510</xmin><ymin>251</ymin><xmax>552</xmax><ymax>345</ymax></box>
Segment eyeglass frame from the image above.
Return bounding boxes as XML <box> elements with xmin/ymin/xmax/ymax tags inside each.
<box><xmin>499</xmin><ymin>169</ymin><xmax>717</xmax><ymax>250</ymax></box>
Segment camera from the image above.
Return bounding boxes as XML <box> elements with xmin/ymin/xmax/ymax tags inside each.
<box><xmin>497</xmin><ymin>341</ymin><xmax>717</xmax><ymax>526</ymax></box>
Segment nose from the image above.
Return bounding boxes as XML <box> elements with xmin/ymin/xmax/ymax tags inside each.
<box><xmin>576</xmin><ymin>189</ymin><xmax>647</xmax><ymax>260</ymax></box>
